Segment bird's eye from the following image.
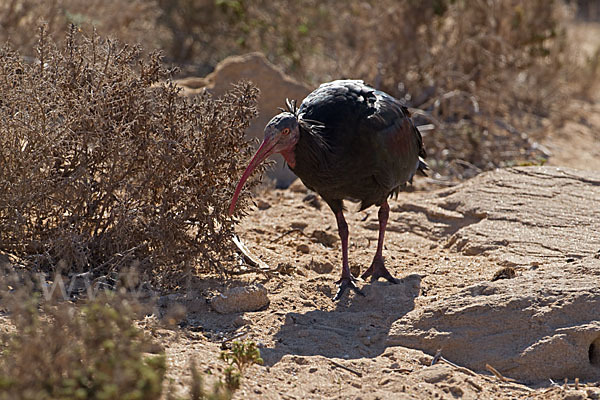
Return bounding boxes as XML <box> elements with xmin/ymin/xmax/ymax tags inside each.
<box><xmin>282</xmin><ymin>128</ymin><xmax>290</xmax><ymax>135</ymax></box>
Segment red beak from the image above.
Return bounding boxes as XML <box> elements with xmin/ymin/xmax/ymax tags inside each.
<box><xmin>229</xmin><ymin>138</ymin><xmax>277</xmax><ymax>215</ymax></box>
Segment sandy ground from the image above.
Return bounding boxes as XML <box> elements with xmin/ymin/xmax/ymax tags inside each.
<box><xmin>159</xmin><ymin>160</ymin><xmax>600</xmax><ymax>399</ymax></box>
<box><xmin>159</xmin><ymin>185</ymin><xmax>599</xmax><ymax>399</ymax></box>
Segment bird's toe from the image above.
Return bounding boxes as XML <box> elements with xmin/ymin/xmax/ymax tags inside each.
<box><xmin>360</xmin><ymin>265</ymin><xmax>374</xmax><ymax>280</ymax></box>
<box><xmin>365</xmin><ymin>258</ymin><xmax>399</xmax><ymax>284</ymax></box>
<box><xmin>333</xmin><ymin>276</ymin><xmax>365</xmax><ymax>300</ymax></box>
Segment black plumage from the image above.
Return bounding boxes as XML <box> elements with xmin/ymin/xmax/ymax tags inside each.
<box><xmin>291</xmin><ymin>80</ymin><xmax>427</xmax><ymax>213</ymax></box>
<box><xmin>230</xmin><ymin>79</ymin><xmax>427</xmax><ymax>300</ymax></box>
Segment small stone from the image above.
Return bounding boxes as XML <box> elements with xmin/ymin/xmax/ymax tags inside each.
<box><xmin>311</xmin><ymin>230</ymin><xmax>338</xmax><ymax>246</ymax></box>
<box><xmin>291</xmin><ymin>356</ymin><xmax>309</xmax><ymax>365</ymax></box>
<box><xmin>303</xmin><ymin>193</ymin><xmax>322</xmax><ymax>209</ymax></box>
<box><xmin>317</xmin><ymin>284</ymin><xmax>332</xmax><ymax>296</ymax></box>
<box><xmin>350</xmin><ymin>264</ymin><xmax>361</xmax><ymax>278</ymax></box>
<box><xmin>378</xmin><ymin>377</ymin><xmax>392</xmax><ymax>386</ymax></box>
<box><xmin>291</xmin><ymin>221</ymin><xmax>308</xmax><ymax>230</ymax></box>
<box><xmin>414</xmin><ymin>366</ymin><xmax>451</xmax><ymax>383</ymax></box>
<box><xmin>210</xmin><ymin>284</ymin><xmax>269</xmax><ymax>314</ymax></box>
<box><xmin>297</xmin><ymin>244</ymin><xmax>310</xmax><ymax>254</ymax></box>
<box><xmin>256</xmin><ymin>199</ymin><xmax>271</xmax><ymax>210</ymax></box>
<box><xmin>491</xmin><ymin>266</ymin><xmax>516</xmax><ymax>281</ymax></box>
<box><xmin>310</xmin><ymin>261</ymin><xmax>334</xmax><ymax>274</ymax></box>
<box><xmin>233</xmin><ymin>315</ymin><xmax>249</xmax><ymax>327</ymax></box>
<box><xmin>289</xmin><ymin>179</ymin><xmax>308</xmax><ymax>193</ymax></box>
<box><xmin>563</xmin><ymin>391</ymin><xmax>586</xmax><ymax>400</ymax></box>
<box><xmin>308</xmin><ymin>367</ymin><xmax>318</xmax><ymax>373</ymax></box>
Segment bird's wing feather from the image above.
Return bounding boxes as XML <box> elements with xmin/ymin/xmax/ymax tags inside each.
<box><xmin>362</xmin><ymin>91</ymin><xmax>425</xmax><ymax>192</ymax></box>
<box><xmin>292</xmin><ymin>80</ymin><xmax>426</xmax><ymax>209</ymax></box>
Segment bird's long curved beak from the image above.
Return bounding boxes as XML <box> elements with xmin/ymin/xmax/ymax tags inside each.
<box><xmin>229</xmin><ymin>138</ymin><xmax>277</xmax><ymax>215</ymax></box>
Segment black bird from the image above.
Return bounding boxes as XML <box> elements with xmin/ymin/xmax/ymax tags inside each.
<box><xmin>229</xmin><ymin>80</ymin><xmax>427</xmax><ymax>300</ymax></box>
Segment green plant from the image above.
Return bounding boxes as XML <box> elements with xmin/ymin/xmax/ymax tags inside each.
<box><xmin>219</xmin><ymin>340</ymin><xmax>263</xmax><ymax>391</ymax></box>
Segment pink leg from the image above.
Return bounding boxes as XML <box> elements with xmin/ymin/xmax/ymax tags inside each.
<box><xmin>361</xmin><ymin>202</ymin><xmax>398</xmax><ymax>283</ymax></box>
<box><xmin>333</xmin><ymin>210</ymin><xmax>364</xmax><ymax>300</ymax></box>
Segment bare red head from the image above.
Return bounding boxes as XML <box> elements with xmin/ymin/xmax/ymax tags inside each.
<box><xmin>228</xmin><ymin>112</ymin><xmax>300</xmax><ymax>215</ymax></box>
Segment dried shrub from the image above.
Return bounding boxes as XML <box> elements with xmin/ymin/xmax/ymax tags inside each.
<box><xmin>0</xmin><ymin>0</ymin><xmax>163</xmax><ymax>58</ymax></box>
<box><xmin>156</xmin><ymin>0</ymin><xmax>593</xmax><ymax>179</ymax></box>
<box><xmin>0</xmin><ymin>27</ymin><xmax>264</xmax><ymax>282</ymax></box>
<box><xmin>0</xmin><ymin>291</ymin><xmax>165</xmax><ymax>400</ymax></box>
<box><xmin>3</xmin><ymin>1</ymin><xmax>594</xmax><ymax>179</ymax></box>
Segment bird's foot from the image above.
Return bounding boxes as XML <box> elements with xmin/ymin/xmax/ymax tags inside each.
<box><xmin>360</xmin><ymin>257</ymin><xmax>398</xmax><ymax>284</ymax></box>
<box><xmin>333</xmin><ymin>274</ymin><xmax>365</xmax><ymax>300</ymax></box>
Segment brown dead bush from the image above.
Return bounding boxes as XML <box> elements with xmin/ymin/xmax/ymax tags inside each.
<box><xmin>2</xmin><ymin>1</ymin><xmax>595</xmax><ymax>179</ymax></box>
<box><xmin>0</xmin><ymin>26</ymin><xmax>264</xmax><ymax>283</ymax></box>
<box><xmin>156</xmin><ymin>0</ymin><xmax>592</xmax><ymax>179</ymax></box>
<box><xmin>0</xmin><ymin>0</ymin><xmax>163</xmax><ymax>58</ymax></box>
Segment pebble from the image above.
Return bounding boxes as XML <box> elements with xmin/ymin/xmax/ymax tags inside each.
<box><xmin>312</xmin><ymin>230</ymin><xmax>337</xmax><ymax>246</ymax></box>
<box><xmin>291</xmin><ymin>221</ymin><xmax>308</xmax><ymax>230</ymax></box>
<box><xmin>378</xmin><ymin>377</ymin><xmax>392</xmax><ymax>386</ymax></box>
<box><xmin>233</xmin><ymin>315</ymin><xmax>249</xmax><ymax>327</ymax></box>
<box><xmin>310</xmin><ymin>261</ymin><xmax>334</xmax><ymax>274</ymax></box>
<box><xmin>256</xmin><ymin>199</ymin><xmax>271</xmax><ymax>210</ymax></box>
<box><xmin>297</xmin><ymin>244</ymin><xmax>310</xmax><ymax>254</ymax></box>
<box><xmin>288</xmin><ymin>180</ymin><xmax>308</xmax><ymax>193</ymax></box>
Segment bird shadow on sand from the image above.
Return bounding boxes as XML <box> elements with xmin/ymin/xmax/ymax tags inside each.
<box><xmin>260</xmin><ymin>273</ymin><xmax>422</xmax><ymax>366</ymax></box>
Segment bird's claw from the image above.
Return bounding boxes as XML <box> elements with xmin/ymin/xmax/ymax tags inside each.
<box><xmin>333</xmin><ymin>275</ymin><xmax>365</xmax><ymax>300</ymax></box>
<box><xmin>360</xmin><ymin>259</ymin><xmax>399</xmax><ymax>284</ymax></box>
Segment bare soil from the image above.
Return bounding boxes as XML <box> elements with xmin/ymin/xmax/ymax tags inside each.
<box><xmin>159</xmin><ymin>121</ymin><xmax>600</xmax><ymax>399</ymax></box>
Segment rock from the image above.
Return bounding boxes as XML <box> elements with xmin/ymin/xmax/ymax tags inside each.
<box><xmin>233</xmin><ymin>315</ymin><xmax>249</xmax><ymax>327</ymax></box>
<box><xmin>296</xmin><ymin>244</ymin><xmax>310</xmax><ymax>254</ymax></box>
<box><xmin>311</xmin><ymin>230</ymin><xmax>338</xmax><ymax>247</ymax></box>
<box><xmin>174</xmin><ymin>52</ymin><xmax>310</xmax><ymax>188</ymax></box>
<box><xmin>490</xmin><ymin>266</ymin><xmax>516</xmax><ymax>281</ymax></box>
<box><xmin>288</xmin><ymin>180</ymin><xmax>308</xmax><ymax>193</ymax></box>
<box><xmin>303</xmin><ymin>193</ymin><xmax>322</xmax><ymax>209</ymax></box>
<box><xmin>386</xmin><ymin>167</ymin><xmax>600</xmax><ymax>383</ymax></box>
<box><xmin>378</xmin><ymin>377</ymin><xmax>392</xmax><ymax>386</ymax></box>
<box><xmin>349</xmin><ymin>264</ymin><xmax>361</xmax><ymax>278</ymax></box>
<box><xmin>309</xmin><ymin>261</ymin><xmax>334</xmax><ymax>274</ymax></box>
<box><xmin>256</xmin><ymin>199</ymin><xmax>271</xmax><ymax>210</ymax></box>
<box><xmin>411</xmin><ymin>364</ymin><xmax>453</xmax><ymax>384</ymax></box>
<box><xmin>290</xmin><ymin>221</ymin><xmax>308</xmax><ymax>230</ymax></box>
<box><xmin>563</xmin><ymin>391</ymin><xmax>587</xmax><ymax>400</ymax></box>
<box><xmin>392</xmin><ymin>166</ymin><xmax>600</xmax><ymax>266</ymax></box>
<box><xmin>210</xmin><ymin>284</ymin><xmax>270</xmax><ymax>314</ymax></box>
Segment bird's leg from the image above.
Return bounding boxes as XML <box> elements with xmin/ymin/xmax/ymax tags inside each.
<box><xmin>333</xmin><ymin>210</ymin><xmax>364</xmax><ymax>300</ymax></box>
<box><xmin>361</xmin><ymin>201</ymin><xmax>398</xmax><ymax>284</ymax></box>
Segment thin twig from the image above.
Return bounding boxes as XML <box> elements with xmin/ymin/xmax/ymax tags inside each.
<box><xmin>329</xmin><ymin>360</ymin><xmax>363</xmax><ymax>377</ymax></box>
<box><xmin>271</xmin><ymin>229</ymin><xmax>310</xmax><ymax>243</ymax></box>
<box><xmin>232</xmin><ymin>235</ymin><xmax>271</xmax><ymax>271</ymax></box>
<box><xmin>485</xmin><ymin>363</ymin><xmax>515</xmax><ymax>383</ymax></box>
<box><xmin>431</xmin><ymin>349</ymin><xmax>476</xmax><ymax>376</ymax></box>
<box><xmin>221</xmin><ymin>330</ymin><xmax>249</xmax><ymax>345</ymax></box>
<box><xmin>431</xmin><ymin>349</ymin><xmax>442</xmax><ymax>366</ymax></box>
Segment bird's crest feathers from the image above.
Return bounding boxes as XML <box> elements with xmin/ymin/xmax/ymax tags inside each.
<box><xmin>278</xmin><ymin>98</ymin><xmax>299</xmax><ymax>115</ymax></box>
